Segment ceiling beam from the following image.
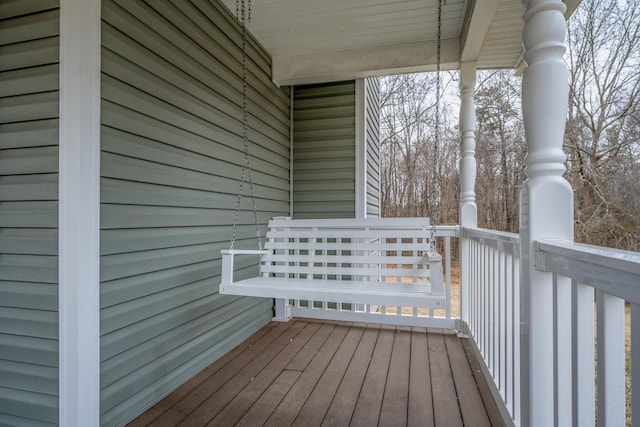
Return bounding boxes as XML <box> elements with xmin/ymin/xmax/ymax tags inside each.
<box><xmin>563</xmin><ymin>0</ymin><xmax>582</xmax><ymax>18</ymax></box>
<box><xmin>459</xmin><ymin>0</ymin><xmax>501</xmax><ymax>62</ymax></box>
<box><xmin>272</xmin><ymin>38</ymin><xmax>460</xmax><ymax>86</ymax></box>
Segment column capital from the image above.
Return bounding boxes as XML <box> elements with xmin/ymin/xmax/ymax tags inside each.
<box><xmin>459</xmin><ymin>61</ymin><xmax>477</xmax><ymax>90</ymax></box>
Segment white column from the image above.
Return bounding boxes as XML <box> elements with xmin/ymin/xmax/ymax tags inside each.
<box><xmin>459</xmin><ymin>61</ymin><xmax>477</xmax><ymax>328</ymax></box>
<box><xmin>459</xmin><ymin>62</ymin><xmax>478</xmax><ymax>228</ymax></box>
<box><xmin>519</xmin><ymin>1</ymin><xmax>573</xmax><ymax>425</ymax></box>
<box><xmin>59</xmin><ymin>0</ymin><xmax>101</xmax><ymax>425</ymax></box>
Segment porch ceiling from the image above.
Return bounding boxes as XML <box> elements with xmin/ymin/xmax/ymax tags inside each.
<box><xmin>220</xmin><ymin>0</ymin><xmax>581</xmax><ymax>85</ymax></box>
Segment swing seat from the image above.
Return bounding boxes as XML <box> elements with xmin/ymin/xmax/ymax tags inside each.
<box><xmin>219</xmin><ymin>217</ymin><xmax>444</xmax><ymax>309</ymax></box>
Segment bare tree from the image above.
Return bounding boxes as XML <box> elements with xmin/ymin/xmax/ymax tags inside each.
<box><xmin>379</xmin><ymin>0</ymin><xmax>640</xmax><ymax>250</ymax></box>
<box><xmin>475</xmin><ymin>71</ymin><xmax>525</xmax><ymax>233</ymax></box>
<box><xmin>380</xmin><ymin>72</ymin><xmax>459</xmax><ymax>222</ymax></box>
<box><xmin>565</xmin><ymin>0</ymin><xmax>640</xmax><ymax>249</ymax></box>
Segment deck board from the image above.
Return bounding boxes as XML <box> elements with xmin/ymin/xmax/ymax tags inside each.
<box><xmin>146</xmin><ymin>322</ymin><xmax>290</xmax><ymax>427</ymax></box>
<box><xmin>292</xmin><ymin>325</ymin><xmax>365</xmax><ymax>427</ymax></box>
<box><xmin>264</xmin><ymin>324</ymin><xmax>350</xmax><ymax>426</ymax></box>
<box><xmin>175</xmin><ymin>321</ymin><xmax>308</xmax><ymax>426</ymax></box>
<box><xmin>235</xmin><ymin>370</ymin><xmax>301</xmax><ymax>426</ymax></box>
<box><xmin>129</xmin><ymin>318</ymin><xmax>504</xmax><ymax>427</ymax></box>
<box><xmin>350</xmin><ymin>325</ymin><xmax>395</xmax><ymax>426</ymax></box>
<box><xmin>320</xmin><ymin>324</ymin><xmax>380</xmax><ymax>427</ymax></box>
<box><xmin>461</xmin><ymin>338</ymin><xmax>507</xmax><ymax>427</ymax></box>
<box><xmin>429</xmin><ymin>330</ymin><xmax>464</xmax><ymax>427</ymax></box>
<box><xmin>408</xmin><ymin>326</ymin><xmax>434</xmax><ymax>427</ymax></box>
<box><xmin>379</xmin><ymin>326</ymin><xmax>411</xmax><ymax>426</ymax></box>
<box><xmin>445</xmin><ymin>334</ymin><xmax>492</xmax><ymax>427</ymax></box>
<box><xmin>206</xmin><ymin>322</ymin><xmax>322</xmax><ymax>426</ymax></box>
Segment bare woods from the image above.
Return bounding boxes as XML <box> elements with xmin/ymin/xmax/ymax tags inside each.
<box><xmin>380</xmin><ymin>0</ymin><xmax>640</xmax><ymax>251</ymax></box>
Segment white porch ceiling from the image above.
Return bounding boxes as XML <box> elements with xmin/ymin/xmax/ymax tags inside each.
<box><xmin>220</xmin><ymin>0</ymin><xmax>581</xmax><ymax>85</ymax></box>
<box><xmin>229</xmin><ymin>0</ymin><xmax>466</xmax><ymax>57</ymax></box>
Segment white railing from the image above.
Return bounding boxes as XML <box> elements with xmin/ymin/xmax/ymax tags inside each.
<box><xmin>456</xmin><ymin>228</ymin><xmax>640</xmax><ymax>427</ymax></box>
<box><xmin>287</xmin><ymin>226</ymin><xmax>461</xmax><ymax>328</ymax></box>
<box><xmin>257</xmin><ymin>220</ymin><xmax>639</xmax><ymax>425</ymax></box>
<box><xmin>463</xmin><ymin>227</ymin><xmax>521</xmax><ymax>425</ymax></box>
<box><xmin>535</xmin><ymin>239</ymin><xmax>640</xmax><ymax>426</ymax></box>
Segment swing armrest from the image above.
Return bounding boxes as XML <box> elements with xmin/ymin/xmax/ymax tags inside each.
<box><xmin>425</xmin><ymin>251</ymin><xmax>444</xmax><ymax>296</ymax></box>
<box><xmin>220</xmin><ymin>249</ymin><xmax>270</xmax><ymax>285</ymax></box>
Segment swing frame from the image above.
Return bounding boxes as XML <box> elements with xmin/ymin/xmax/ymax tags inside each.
<box><xmin>221</xmin><ymin>1</ymin><xmax>446</xmax><ymax>319</ymax></box>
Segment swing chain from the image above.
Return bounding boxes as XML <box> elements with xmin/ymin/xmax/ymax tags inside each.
<box><xmin>430</xmin><ymin>0</ymin><xmax>443</xmax><ymax>252</ymax></box>
<box><xmin>236</xmin><ymin>0</ymin><xmax>251</xmax><ymax>22</ymax></box>
<box><xmin>231</xmin><ymin>0</ymin><xmax>262</xmax><ymax>251</ymax></box>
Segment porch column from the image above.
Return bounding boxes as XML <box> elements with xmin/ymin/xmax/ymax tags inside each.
<box><xmin>459</xmin><ymin>61</ymin><xmax>477</xmax><ymax>328</ymax></box>
<box><xmin>519</xmin><ymin>0</ymin><xmax>573</xmax><ymax>425</ymax></box>
<box><xmin>59</xmin><ymin>0</ymin><xmax>101</xmax><ymax>424</ymax></box>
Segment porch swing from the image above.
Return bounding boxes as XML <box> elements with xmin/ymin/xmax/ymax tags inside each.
<box><xmin>219</xmin><ymin>0</ymin><xmax>445</xmax><ymax>313</ymax></box>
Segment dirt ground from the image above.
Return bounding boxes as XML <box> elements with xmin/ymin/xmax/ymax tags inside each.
<box><xmin>379</xmin><ymin>261</ymin><xmax>460</xmax><ymax>317</ymax></box>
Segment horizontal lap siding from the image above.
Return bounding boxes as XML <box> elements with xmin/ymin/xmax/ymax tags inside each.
<box><xmin>100</xmin><ymin>1</ymin><xmax>289</xmax><ymax>425</ymax></box>
<box><xmin>0</xmin><ymin>3</ymin><xmax>60</xmax><ymax>426</ymax></box>
<box><xmin>365</xmin><ymin>77</ymin><xmax>381</xmax><ymax>218</ymax></box>
<box><xmin>293</xmin><ymin>81</ymin><xmax>356</xmax><ymax>218</ymax></box>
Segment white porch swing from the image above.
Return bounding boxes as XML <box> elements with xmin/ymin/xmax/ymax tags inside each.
<box><xmin>218</xmin><ymin>0</ymin><xmax>445</xmax><ymax>316</ymax></box>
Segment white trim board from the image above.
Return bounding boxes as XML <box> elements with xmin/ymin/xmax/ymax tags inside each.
<box><xmin>58</xmin><ymin>0</ymin><xmax>101</xmax><ymax>424</ymax></box>
<box><xmin>355</xmin><ymin>79</ymin><xmax>366</xmax><ymax>219</ymax></box>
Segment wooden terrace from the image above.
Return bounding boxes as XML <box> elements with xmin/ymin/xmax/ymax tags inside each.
<box><xmin>128</xmin><ymin>318</ymin><xmax>503</xmax><ymax>427</ymax></box>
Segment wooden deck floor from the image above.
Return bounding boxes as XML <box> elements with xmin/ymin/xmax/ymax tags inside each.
<box><xmin>128</xmin><ymin>319</ymin><xmax>504</xmax><ymax>427</ymax></box>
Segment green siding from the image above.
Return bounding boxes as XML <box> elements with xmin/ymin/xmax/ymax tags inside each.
<box><xmin>0</xmin><ymin>2</ymin><xmax>60</xmax><ymax>426</ymax></box>
<box><xmin>365</xmin><ymin>77</ymin><xmax>381</xmax><ymax>218</ymax></box>
<box><xmin>99</xmin><ymin>1</ymin><xmax>290</xmax><ymax>425</ymax></box>
<box><xmin>293</xmin><ymin>81</ymin><xmax>356</xmax><ymax>218</ymax></box>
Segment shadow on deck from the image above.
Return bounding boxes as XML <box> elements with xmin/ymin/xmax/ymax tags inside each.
<box><xmin>128</xmin><ymin>318</ymin><xmax>504</xmax><ymax>426</ymax></box>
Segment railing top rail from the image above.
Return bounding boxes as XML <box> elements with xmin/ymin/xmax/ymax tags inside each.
<box><xmin>462</xmin><ymin>227</ymin><xmax>520</xmax><ymax>242</ymax></box>
<box><xmin>269</xmin><ymin>218</ymin><xmax>460</xmax><ymax>235</ymax></box>
<box><xmin>462</xmin><ymin>227</ymin><xmax>520</xmax><ymax>255</ymax></box>
<box><xmin>268</xmin><ymin>217</ymin><xmax>431</xmax><ymax>229</ymax></box>
<box><xmin>536</xmin><ymin>239</ymin><xmax>640</xmax><ymax>304</ymax></box>
<box><xmin>433</xmin><ymin>225</ymin><xmax>460</xmax><ymax>237</ymax></box>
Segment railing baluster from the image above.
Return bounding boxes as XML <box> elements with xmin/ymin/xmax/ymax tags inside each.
<box><xmin>484</xmin><ymin>243</ymin><xmax>489</xmax><ymax>359</ymax></box>
<box><xmin>496</xmin><ymin>249</ymin><xmax>501</xmax><ymax>388</ymax></box>
<box><xmin>632</xmin><ymin>303</ymin><xmax>640</xmax><ymax>427</ymax></box>
<box><xmin>505</xmin><ymin>252</ymin><xmax>514</xmax><ymax>416</ymax></box>
<box><xmin>499</xmin><ymin>250</ymin><xmax>506</xmax><ymax>400</ymax></box>
<box><xmin>596</xmin><ymin>290</ymin><xmax>626</xmax><ymax>426</ymax></box>
<box><xmin>572</xmin><ymin>280</ymin><xmax>594</xmax><ymax>427</ymax></box>
<box><xmin>491</xmin><ymin>245</ymin><xmax>497</xmax><ymax>375</ymax></box>
<box><xmin>554</xmin><ymin>272</ymin><xmax>572</xmax><ymax>426</ymax></box>
<box><xmin>513</xmin><ymin>253</ymin><xmax>521</xmax><ymax>426</ymax></box>
<box><xmin>489</xmin><ymin>248</ymin><xmax>499</xmax><ymax>380</ymax></box>
<box><xmin>470</xmin><ymin>239</ymin><xmax>475</xmax><ymax>334</ymax></box>
<box><xmin>473</xmin><ymin>239</ymin><xmax>478</xmax><ymax>336</ymax></box>
<box><xmin>445</xmin><ymin>236</ymin><xmax>451</xmax><ymax>319</ymax></box>
<box><xmin>481</xmin><ymin>242</ymin><xmax>487</xmax><ymax>358</ymax></box>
